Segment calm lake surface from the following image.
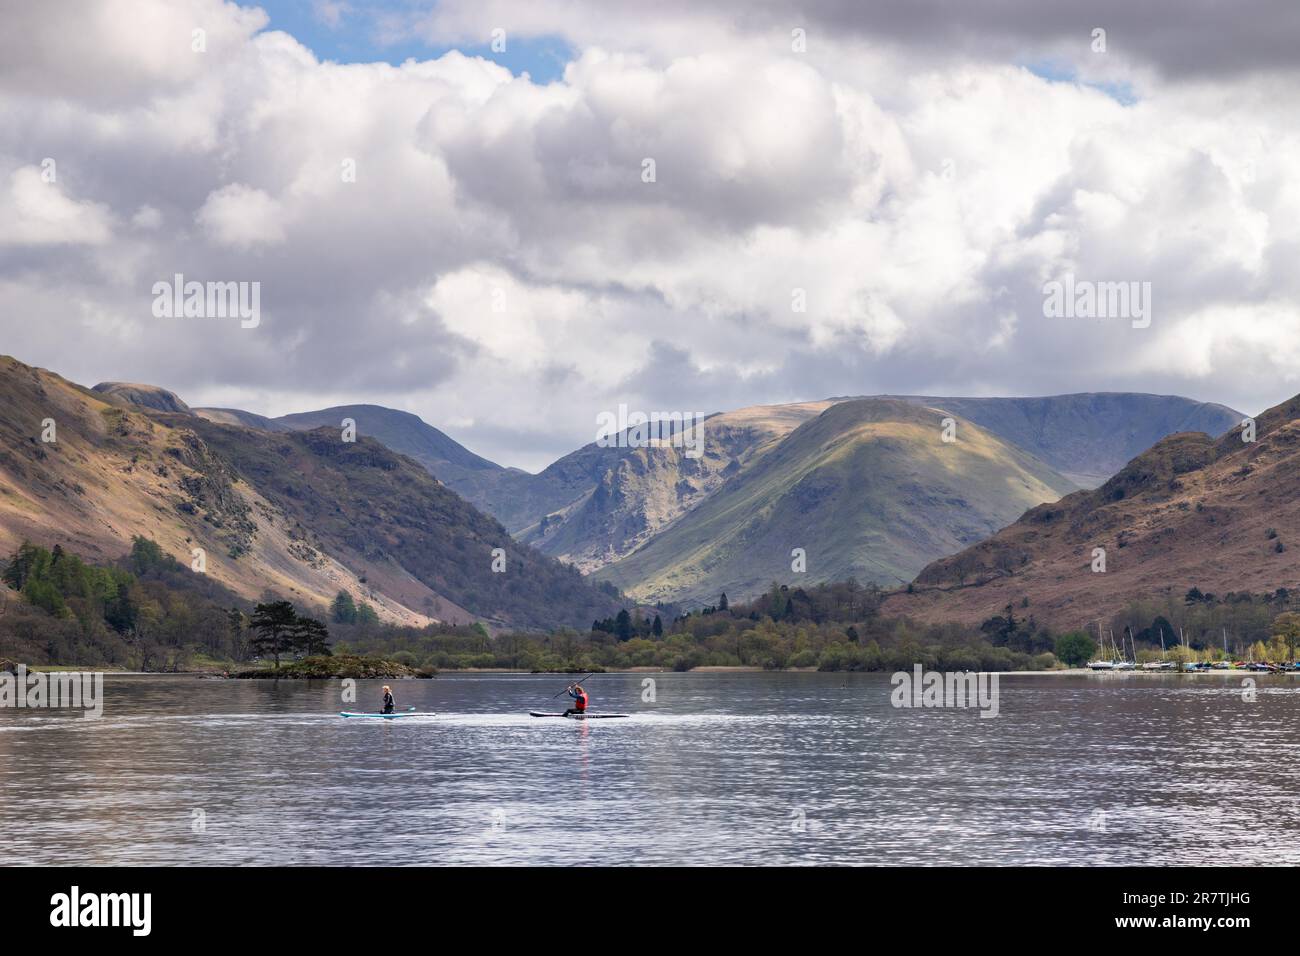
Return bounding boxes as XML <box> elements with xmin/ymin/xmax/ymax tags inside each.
<box><xmin>3</xmin><ymin>671</ymin><xmax>1299</xmax><ymax>866</ymax></box>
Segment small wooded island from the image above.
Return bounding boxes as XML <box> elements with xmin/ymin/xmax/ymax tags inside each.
<box><xmin>234</xmin><ymin>655</ymin><xmax>429</xmax><ymax>679</ymax></box>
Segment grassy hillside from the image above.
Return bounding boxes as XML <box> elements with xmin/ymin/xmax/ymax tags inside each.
<box><xmin>599</xmin><ymin>398</ymin><xmax>1078</xmax><ymax>606</ymax></box>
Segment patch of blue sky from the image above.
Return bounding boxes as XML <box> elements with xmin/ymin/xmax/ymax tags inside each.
<box><xmin>247</xmin><ymin>1</ymin><xmax>574</xmax><ymax>83</ymax></box>
<box><xmin>1022</xmin><ymin>57</ymin><xmax>1137</xmax><ymax>106</ymax></box>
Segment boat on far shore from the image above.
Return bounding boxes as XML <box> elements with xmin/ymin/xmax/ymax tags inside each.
<box><xmin>1083</xmin><ymin>625</ymin><xmax>1300</xmax><ymax>674</ymax></box>
<box><xmin>1087</xmin><ymin>628</ymin><xmax>1138</xmax><ymax>670</ymax></box>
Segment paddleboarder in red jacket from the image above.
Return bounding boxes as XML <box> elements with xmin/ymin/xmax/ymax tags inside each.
<box><xmin>563</xmin><ymin>683</ymin><xmax>588</xmax><ymax>717</ymax></box>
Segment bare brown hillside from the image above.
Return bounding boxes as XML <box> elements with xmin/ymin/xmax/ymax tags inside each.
<box><xmin>0</xmin><ymin>356</ymin><xmax>620</xmax><ymax>630</ymax></box>
<box><xmin>885</xmin><ymin>399</ymin><xmax>1300</xmax><ymax>629</ymax></box>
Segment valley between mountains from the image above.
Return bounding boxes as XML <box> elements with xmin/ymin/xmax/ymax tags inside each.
<box><xmin>0</xmin><ymin>355</ymin><xmax>1250</xmax><ymax>634</ymax></box>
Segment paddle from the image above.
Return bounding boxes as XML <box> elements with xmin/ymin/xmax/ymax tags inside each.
<box><xmin>549</xmin><ymin>673</ymin><xmax>596</xmax><ymax>700</ymax></box>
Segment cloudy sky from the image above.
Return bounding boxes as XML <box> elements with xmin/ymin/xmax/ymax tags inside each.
<box><xmin>3</xmin><ymin>1</ymin><xmax>1299</xmax><ymax>470</ymax></box>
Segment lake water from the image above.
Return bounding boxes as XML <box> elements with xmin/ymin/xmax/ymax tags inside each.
<box><xmin>3</xmin><ymin>671</ymin><xmax>1299</xmax><ymax>866</ymax></box>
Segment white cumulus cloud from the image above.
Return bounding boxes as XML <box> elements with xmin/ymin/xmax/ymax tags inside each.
<box><xmin>1</xmin><ymin>0</ymin><xmax>1300</xmax><ymax>470</ymax></box>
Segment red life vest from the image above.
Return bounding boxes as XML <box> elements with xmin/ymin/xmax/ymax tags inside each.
<box><xmin>574</xmin><ymin>691</ymin><xmax>588</xmax><ymax>712</ymax></box>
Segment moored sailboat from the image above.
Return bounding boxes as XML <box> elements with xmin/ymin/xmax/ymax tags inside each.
<box><xmin>1111</xmin><ymin>629</ymin><xmax>1136</xmax><ymax>670</ymax></box>
<box><xmin>1086</xmin><ymin>623</ymin><xmax>1116</xmax><ymax>670</ymax></box>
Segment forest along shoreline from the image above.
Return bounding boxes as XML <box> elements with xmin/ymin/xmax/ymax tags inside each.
<box><xmin>7</xmin><ymin>536</ymin><xmax>1298</xmax><ymax>677</ymax></box>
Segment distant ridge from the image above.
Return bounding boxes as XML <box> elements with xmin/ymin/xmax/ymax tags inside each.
<box><xmin>885</xmin><ymin>393</ymin><xmax>1242</xmax><ymax>487</ymax></box>
<box><xmin>193</xmin><ymin>407</ymin><xmax>291</xmax><ymax>432</ymax></box>
<box><xmin>273</xmin><ymin>404</ymin><xmax>503</xmax><ymax>487</ymax></box>
<box><xmin>93</xmin><ymin>382</ymin><xmax>191</xmax><ymax>414</ymax></box>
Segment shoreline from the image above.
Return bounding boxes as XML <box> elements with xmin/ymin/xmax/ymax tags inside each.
<box><xmin>12</xmin><ymin>665</ymin><xmax>1290</xmax><ymax>678</ymax></box>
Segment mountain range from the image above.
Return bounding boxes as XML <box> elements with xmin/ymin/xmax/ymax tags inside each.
<box><xmin>187</xmin><ymin>389</ymin><xmax>1235</xmax><ymax>608</ymax></box>
<box><xmin>0</xmin><ymin>353</ymin><xmax>1255</xmax><ymax>629</ymax></box>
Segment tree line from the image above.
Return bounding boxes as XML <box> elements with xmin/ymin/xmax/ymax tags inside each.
<box><xmin>1</xmin><ymin>539</ymin><xmax>331</xmax><ymax>669</ymax></box>
<box><xmin>13</xmin><ymin>538</ymin><xmax>1297</xmax><ymax>673</ymax></box>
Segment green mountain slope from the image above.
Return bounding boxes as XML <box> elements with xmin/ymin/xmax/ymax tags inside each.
<box><xmin>598</xmin><ymin>398</ymin><xmax>1079</xmax><ymax>606</ymax></box>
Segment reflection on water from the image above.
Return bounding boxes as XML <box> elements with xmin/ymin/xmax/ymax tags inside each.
<box><xmin>2</xmin><ymin>671</ymin><xmax>1299</xmax><ymax>865</ymax></box>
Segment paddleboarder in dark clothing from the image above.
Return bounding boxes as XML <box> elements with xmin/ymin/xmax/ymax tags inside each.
<box><xmin>381</xmin><ymin>686</ymin><xmax>395</xmax><ymax>714</ymax></box>
<box><xmin>563</xmin><ymin>683</ymin><xmax>588</xmax><ymax>717</ymax></box>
